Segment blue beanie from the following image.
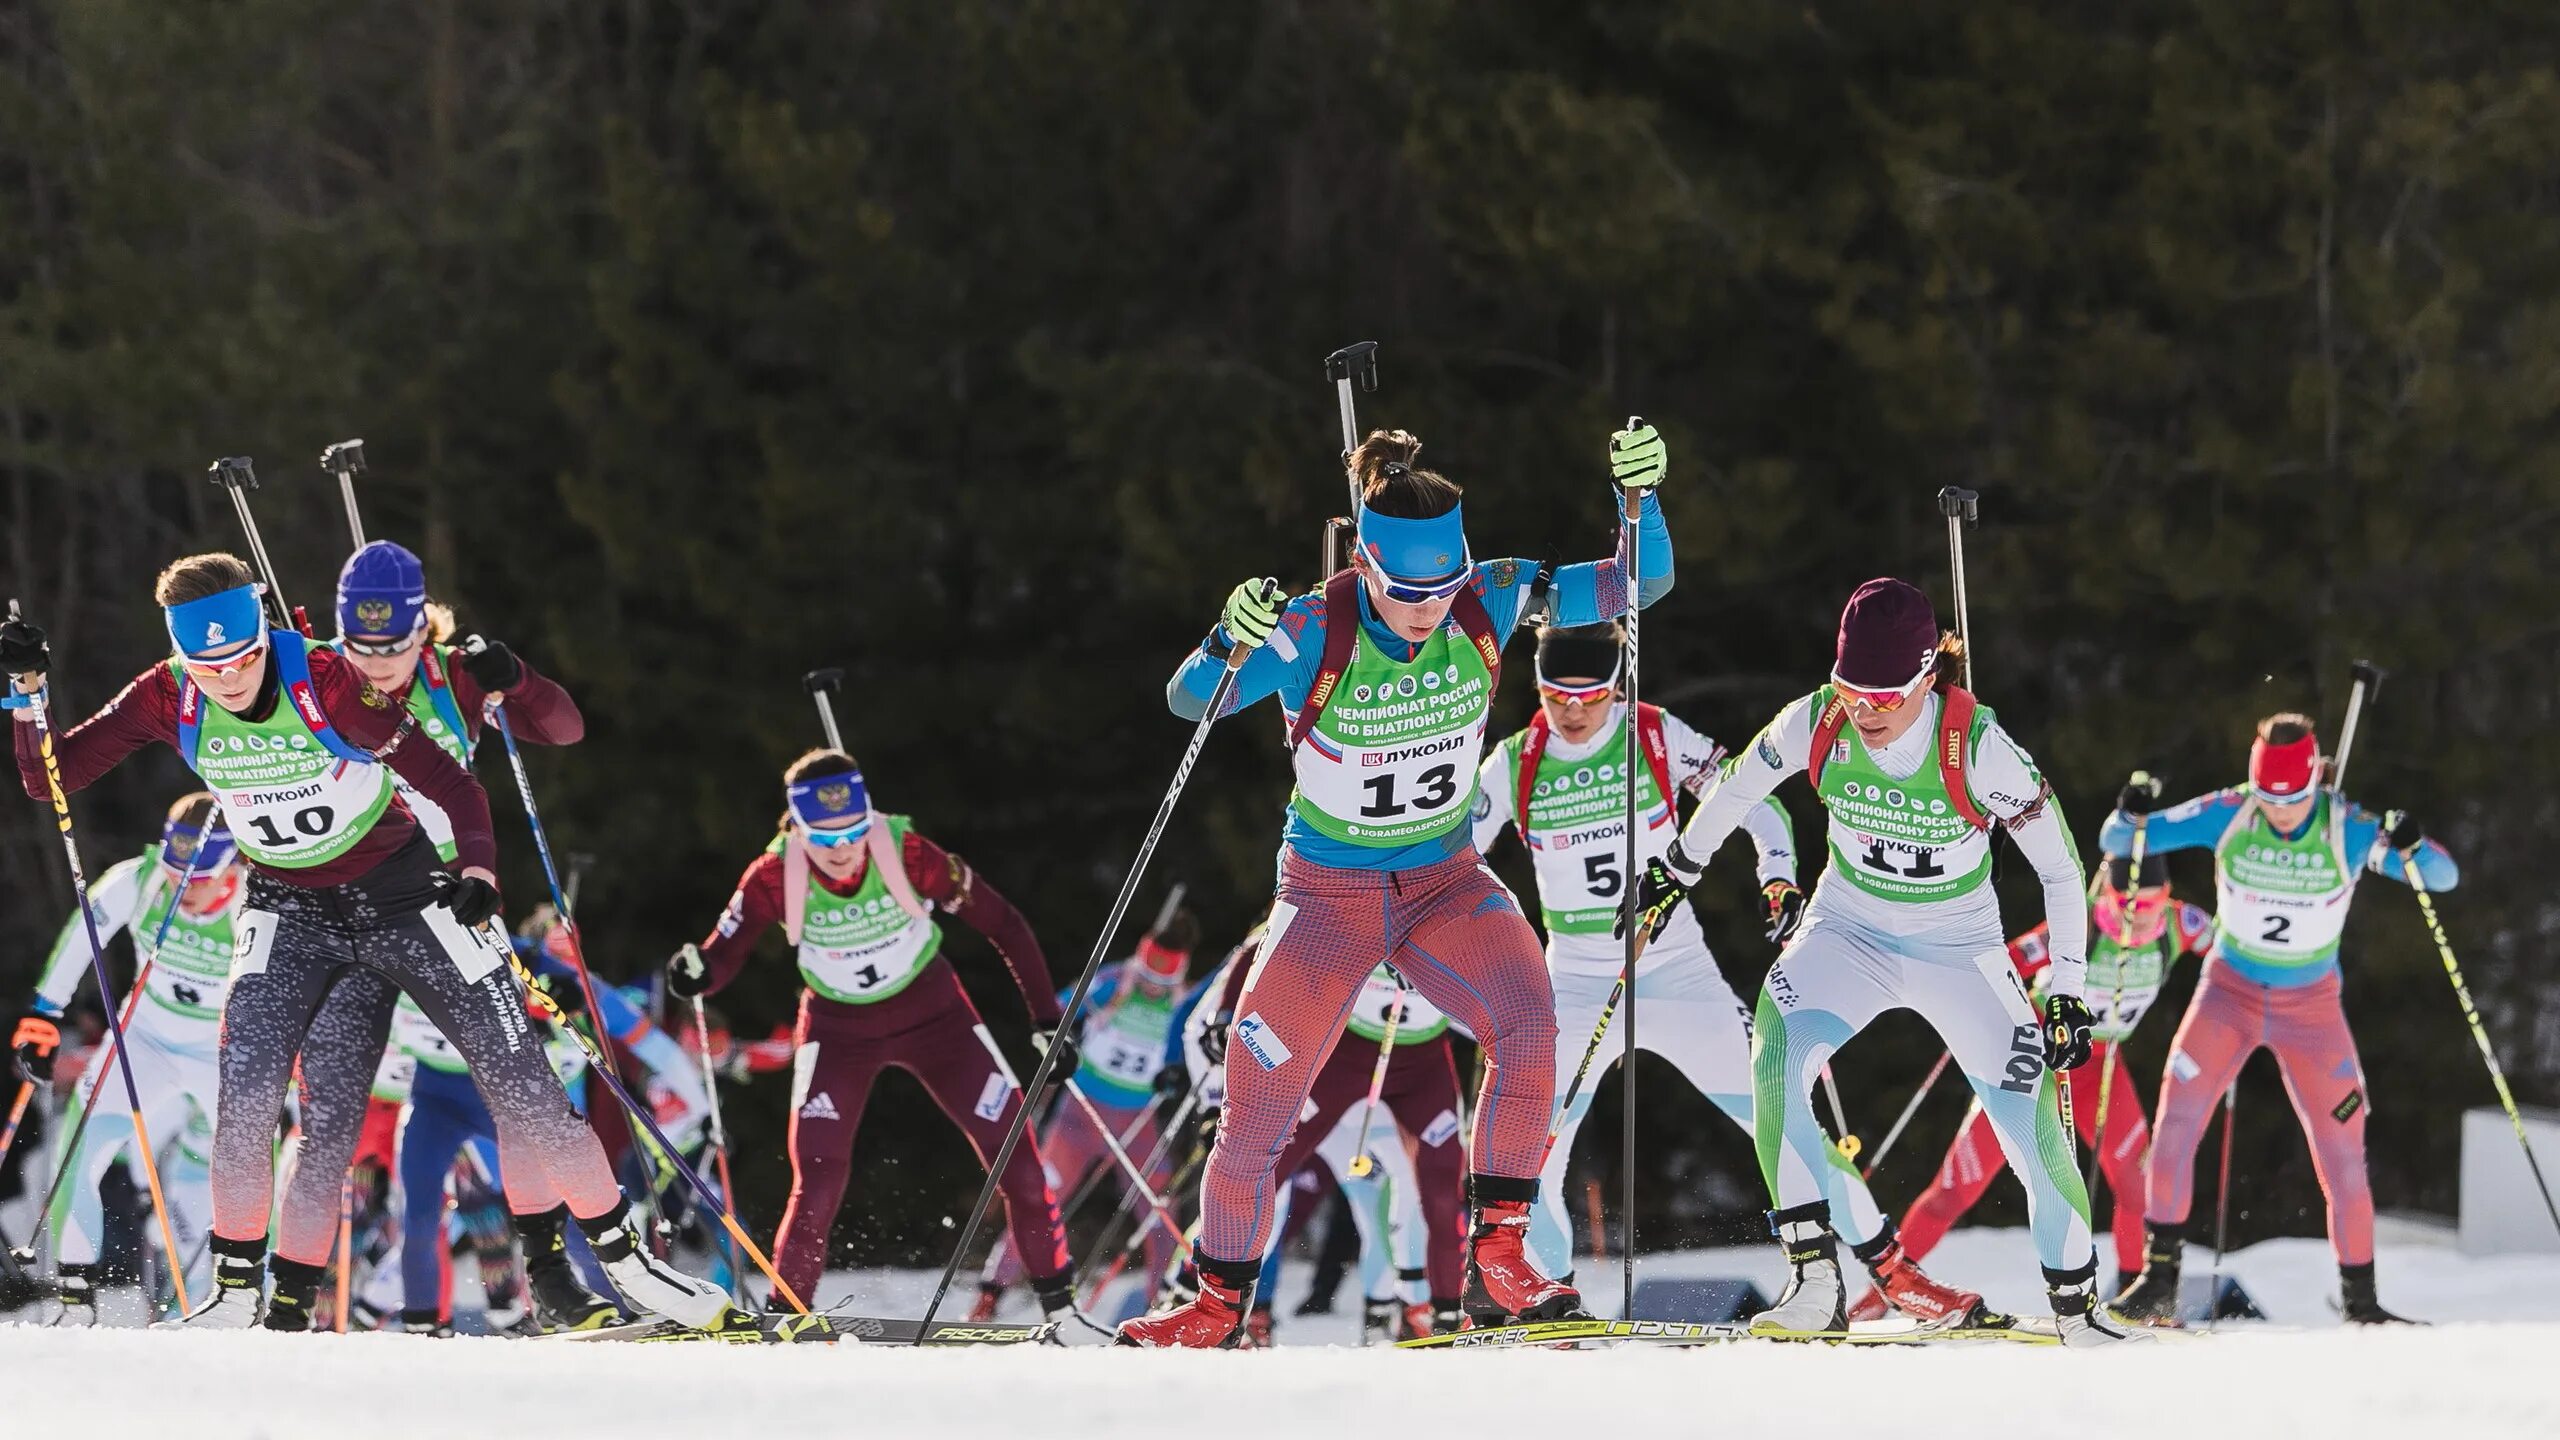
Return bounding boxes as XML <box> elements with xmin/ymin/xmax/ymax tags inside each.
<box><xmin>336</xmin><ymin>540</ymin><xmax>427</xmax><ymax>643</ymax></box>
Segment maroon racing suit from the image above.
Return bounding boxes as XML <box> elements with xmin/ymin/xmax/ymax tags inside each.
<box><xmin>694</xmin><ymin>827</ymin><xmax>1070</xmax><ymax>1302</ymax></box>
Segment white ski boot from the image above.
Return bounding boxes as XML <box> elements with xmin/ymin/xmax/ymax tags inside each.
<box><xmin>1749</xmin><ymin>1204</ymin><xmax>1848</xmax><ymax>1339</ymax></box>
<box><xmin>156</xmin><ymin>1240</ymin><xmax>265</xmax><ymax>1329</ymax></box>
<box><xmin>2051</xmin><ymin>1262</ymin><xmax>2153</xmax><ymax>1347</ymax></box>
<box><xmin>581</xmin><ymin>1202</ymin><xmax>742</xmax><ymax>1331</ymax></box>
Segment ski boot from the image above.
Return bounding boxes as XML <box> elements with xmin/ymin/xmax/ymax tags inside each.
<box><xmin>2341</xmin><ymin>1262</ymin><xmax>2421</xmax><ymax>1325</ymax></box>
<box><xmin>1361</xmin><ymin>1297</ymin><xmax>1399</xmax><ymax>1344</ymax></box>
<box><xmin>966</xmin><ymin>1282</ymin><xmax>1005</xmax><ymax>1323</ymax></box>
<box><xmin>1749</xmin><ymin>1203</ymin><xmax>1847</xmax><ymax>1338</ymax></box>
<box><xmin>260</xmin><ymin>1255</ymin><xmax>329</xmax><ymax>1332</ymax></box>
<box><xmin>1431</xmin><ymin>1298</ymin><xmax>1463</xmax><ymax>1335</ymax></box>
<box><xmin>157</xmin><ymin>1235</ymin><xmax>265</xmax><ymax>1329</ymax></box>
<box><xmin>579</xmin><ymin>1200</ymin><xmax>742</xmax><ymax>1332</ymax></box>
<box><xmin>2108</xmin><ymin>1222</ymin><xmax>2186</xmax><ymax>1328</ymax></box>
<box><xmin>515</xmin><ymin>1206</ymin><xmax>622</xmax><ymax>1333</ymax></box>
<box><xmin>399</xmin><ymin>1307</ymin><xmax>456</xmax><ymax>1337</ymax></box>
<box><xmin>1857</xmin><ymin>1234</ymin><xmax>1985</xmax><ymax>1331</ymax></box>
<box><xmin>48</xmin><ymin>1262</ymin><xmax>99</xmax><ymax>1327</ymax></box>
<box><xmin>1116</xmin><ymin>1255</ymin><xmax>1256</xmax><ymax>1348</ymax></box>
<box><xmin>1845</xmin><ymin>1285</ymin><xmax>1889</xmax><ymax>1323</ymax></box>
<box><xmin>2051</xmin><ymin>1260</ymin><xmax>2151</xmax><ymax>1346</ymax></box>
<box><xmin>1238</xmin><ymin>1304</ymin><xmax>1276</xmax><ymax>1348</ymax></box>
<box><xmin>1032</xmin><ymin>1273</ymin><xmax>1103</xmax><ymax>1342</ymax></box>
<box><xmin>1459</xmin><ymin>1180</ymin><xmax>1584</xmax><ymax>1327</ymax></box>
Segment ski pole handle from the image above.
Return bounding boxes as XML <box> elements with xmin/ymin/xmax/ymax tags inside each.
<box><xmin>321</xmin><ymin>439</ymin><xmax>368</xmax><ymax>550</ymax></box>
<box><xmin>1327</xmin><ymin>340</ymin><xmax>1380</xmax><ymax>515</ymax></box>
<box><xmin>803</xmin><ymin>667</ymin><xmax>847</xmax><ymax>752</ymax></box>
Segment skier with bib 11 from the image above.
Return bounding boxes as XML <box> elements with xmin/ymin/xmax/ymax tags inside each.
<box><xmin>1119</xmin><ymin>422</ymin><xmax>1674</xmax><ymax>1346</ymax></box>
<box><xmin>1625</xmin><ymin>578</ymin><xmax>2142</xmax><ymax>1345</ymax></box>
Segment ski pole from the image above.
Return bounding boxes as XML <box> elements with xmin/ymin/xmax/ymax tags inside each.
<box><xmin>8</xmin><ymin>628</ymin><xmax>192</xmax><ymax>1313</ymax></box>
<box><xmin>205</xmin><ymin>457</ymin><xmax>303</xmax><ymax>634</ymax></box>
<box><xmin>1342</xmin><ymin>974</ymin><xmax>1406</xmax><ymax>1180</ymax></box>
<box><xmin>333</xmin><ymin>1174</ymin><xmax>353</xmax><ymax>1333</ymax></box>
<box><xmin>686</xmin><ymin>995</ymin><xmax>749</xmax><ymax>1303</ymax></box>
<box><xmin>2402</xmin><ymin>837</ymin><xmax>2560</xmax><ymax>1238</ymax></box>
<box><xmin>2089</xmin><ymin>794</ymin><xmax>2152</xmax><ymax>1203</ymax></box>
<box><xmin>1058</xmin><ymin>1080</ymin><xmax>1188</xmax><ymax>1243</ymax></box>
<box><xmin>1055</xmin><ymin>1098</ymin><xmax>1164</xmax><ymax>1235</ymax></box>
<box><xmin>0</xmin><ymin>1081</ymin><xmax>33</xmax><ymax>1186</ymax></box>
<box><xmin>1615</xmin><ymin>418</ymin><xmax>1646</xmax><ymax>1316</ymax></box>
<box><xmin>1539</xmin><ymin>919</ymin><xmax>1660</xmax><ymax>1168</ymax></box>
<box><xmin>1070</xmin><ymin>1090</ymin><xmax>1198</xmax><ymax>1298</ymax></box>
<box><xmin>804</xmin><ymin>667</ymin><xmax>849</xmax><ymax>751</ymax></box>
<box><xmin>2330</xmin><ymin>660</ymin><xmax>2385</xmax><ymax>791</ymax></box>
<box><xmin>1935</xmin><ymin>487</ymin><xmax>1978</xmax><ymax>689</ymax></box>
<box><xmin>320</xmin><ymin>439</ymin><xmax>368</xmax><ymax>550</ymax></box>
<box><xmin>490</xmin><ymin>929</ymin><xmax>807</xmax><ymax>1314</ymax></box>
<box><xmin>1859</xmin><ymin>1052</ymin><xmax>1952</xmax><ymax>1180</ymax></box>
<box><xmin>1320</xmin><ymin>342</ymin><xmax>1379</xmax><ymax>575</ymax></box>
<box><xmin>2207</xmin><ymin>1080</ymin><xmax>2237</xmax><ymax>1324</ymax></box>
<box><xmin>1817</xmin><ymin>1068</ymin><xmax>1860</xmax><ymax>1162</ymax></box>
<box><xmin>1080</xmin><ymin>1118</ymin><xmax>1211</xmax><ymax>1307</ymax></box>
<box><xmin>915</xmin><ymin>608</ymin><xmax>1275</xmax><ymax>1340</ymax></box>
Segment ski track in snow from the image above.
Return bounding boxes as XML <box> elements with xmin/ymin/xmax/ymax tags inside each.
<box><xmin>7</xmin><ymin>1227</ymin><xmax>2558</xmax><ymax>1439</ymax></box>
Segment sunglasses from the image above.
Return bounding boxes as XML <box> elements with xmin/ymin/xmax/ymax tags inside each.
<box><xmin>800</xmin><ymin>820</ymin><xmax>872</xmax><ymax>849</ymax></box>
<box><xmin>1831</xmin><ymin>663</ymin><xmax>1931</xmax><ymax>714</ymax></box>
<box><xmin>1538</xmin><ymin>678</ymin><xmax>1616</xmax><ymax>707</ymax></box>
<box><xmin>341</xmin><ymin>631</ymin><xmax>422</xmax><ymax>658</ymax></box>
<box><xmin>182</xmin><ymin>638</ymin><xmax>271</xmax><ymax>679</ymax></box>
<box><xmin>1362</xmin><ymin>553</ymin><xmax>1473</xmax><ymax>606</ymax></box>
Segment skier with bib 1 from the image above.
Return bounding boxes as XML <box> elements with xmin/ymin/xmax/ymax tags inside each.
<box><xmin>2102</xmin><ymin>716</ymin><xmax>2456</xmax><ymax>1326</ymax></box>
<box><xmin>1119</xmin><ymin>422</ymin><xmax>1674</xmax><ymax>1346</ymax></box>
<box><xmin>667</xmin><ymin>748</ymin><xmax>1079</xmax><ymax>1323</ymax></box>
<box><xmin>1624</xmin><ymin>578</ymin><xmax>2140</xmax><ymax>1345</ymax></box>
<box><xmin>0</xmin><ymin>554</ymin><xmax>737</xmax><ymax>1333</ymax></box>
<box><xmin>272</xmin><ymin>538</ymin><xmax>624</xmax><ymax>1332</ymax></box>
<box><xmin>1473</xmin><ymin>620</ymin><xmax>1981</xmax><ymax>1326</ymax></box>
<box><xmin>14</xmin><ymin>794</ymin><xmax>241</xmax><ymax>1318</ymax></box>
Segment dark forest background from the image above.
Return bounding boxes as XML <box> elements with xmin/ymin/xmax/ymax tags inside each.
<box><xmin>6</xmin><ymin>0</ymin><xmax>2558</xmax><ymax>1272</ymax></box>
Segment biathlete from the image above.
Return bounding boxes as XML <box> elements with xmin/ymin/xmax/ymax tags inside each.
<box><xmin>2103</xmin><ymin>715</ymin><xmax>2456</xmax><ymax>1325</ymax></box>
<box><xmin>1625</xmin><ymin>578</ymin><xmax>2139</xmax><ymax>1344</ymax></box>
<box><xmin>667</xmin><ymin>747</ymin><xmax>1078</xmax><ymax>1320</ymax></box>
<box><xmin>1122</xmin><ymin>421</ymin><xmax>1673</xmax><ymax>1346</ymax></box>
<box><xmin>0</xmin><ymin>554</ymin><xmax>734</xmax><ymax>1332</ymax></box>
<box><xmin>11</xmin><ymin>795</ymin><xmax>240</xmax><ymax>1317</ymax></box>
<box><xmin>1473</xmin><ymin>620</ymin><xmax>1978</xmax><ymax>1324</ymax></box>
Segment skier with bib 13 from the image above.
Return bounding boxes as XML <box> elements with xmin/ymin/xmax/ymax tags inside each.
<box><xmin>1119</xmin><ymin>421</ymin><xmax>1674</xmax><ymax>1346</ymax></box>
<box><xmin>1624</xmin><ymin>578</ymin><xmax>2141</xmax><ymax>1345</ymax></box>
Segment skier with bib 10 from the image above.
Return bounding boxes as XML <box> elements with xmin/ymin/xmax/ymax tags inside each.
<box><xmin>1119</xmin><ymin>421</ymin><xmax>1673</xmax><ymax>1346</ymax></box>
<box><xmin>1625</xmin><ymin>578</ymin><xmax>2142</xmax><ymax>1345</ymax></box>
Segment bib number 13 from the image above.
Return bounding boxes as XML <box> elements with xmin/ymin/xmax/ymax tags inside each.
<box><xmin>245</xmin><ymin>805</ymin><xmax>336</xmax><ymax>848</ymax></box>
<box><xmin>1360</xmin><ymin>764</ymin><xmax>1458</xmax><ymax>818</ymax></box>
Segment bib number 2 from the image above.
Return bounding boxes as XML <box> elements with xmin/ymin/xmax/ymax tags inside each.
<box><xmin>245</xmin><ymin>805</ymin><xmax>336</xmax><ymax>849</ymax></box>
<box><xmin>2261</xmin><ymin>915</ymin><xmax>2291</xmax><ymax>945</ymax></box>
<box><xmin>1359</xmin><ymin>764</ymin><xmax>1458</xmax><ymax>819</ymax></box>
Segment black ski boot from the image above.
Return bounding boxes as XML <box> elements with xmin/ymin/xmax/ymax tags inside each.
<box><xmin>2109</xmin><ymin>1221</ymin><xmax>2185</xmax><ymax>1327</ymax></box>
<box><xmin>1361</xmin><ymin>1297</ymin><xmax>1399</xmax><ymax>1345</ymax></box>
<box><xmin>261</xmin><ymin>1255</ymin><xmax>328</xmax><ymax>1332</ymax></box>
<box><xmin>399</xmin><ymin>1306</ymin><xmax>456</xmax><ymax>1337</ymax></box>
<box><xmin>515</xmin><ymin>1206</ymin><xmax>623</xmax><ymax>1333</ymax></box>
<box><xmin>2341</xmin><ymin>1262</ymin><xmax>2421</xmax><ymax>1325</ymax></box>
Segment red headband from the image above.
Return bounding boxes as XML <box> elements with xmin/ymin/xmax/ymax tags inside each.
<box><xmin>1135</xmin><ymin>936</ymin><xmax>1188</xmax><ymax>982</ymax></box>
<box><xmin>2249</xmin><ymin>732</ymin><xmax>2320</xmax><ymax>801</ymax></box>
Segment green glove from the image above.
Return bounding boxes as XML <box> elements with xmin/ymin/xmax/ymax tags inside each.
<box><xmin>1220</xmin><ymin>578</ymin><xmax>1283</xmax><ymax>650</ymax></box>
<box><xmin>1610</xmin><ymin>420</ymin><xmax>1666</xmax><ymax>489</ymax></box>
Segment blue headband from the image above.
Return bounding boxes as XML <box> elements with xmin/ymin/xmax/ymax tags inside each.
<box><xmin>786</xmin><ymin>770</ymin><xmax>872</xmax><ymax>833</ymax></box>
<box><xmin>164</xmin><ymin>585</ymin><xmax>268</xmax><ymax>660</ymax></box>
<box><xmin>1355</xmin><ymin>501</ymin><xmax>1469</xmax><ymax>585</ymax></box>
<box><xmin>161</xmin><ymin>817</ymin><xmax>238</xmax><ymax>876</ymax></box>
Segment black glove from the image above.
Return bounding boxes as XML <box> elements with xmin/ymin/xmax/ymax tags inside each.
<box><xmin>2043</xmin><ymin>994</ymin><xmax>2094</xmax><ymax>1071</ymax></box>
<box><xmin>11</xmin><ymin>1012</ymin><xmax>61</xmax><ymax>1084</ymax></box>
<box><xmin>0</xmin><ymin>616</ymin><xmax>47</xmax><ymax>680</ymax></box>
<box><xmin>666</xmin><ymin>943</ymin><xmax>710</xmax><ymax>999</ymax></box>
<box><xmin>2384</xmin><ymin>809</ymin><xmax>2423</xmax><ymax>851</ymax></box>
<box><xmin>459</xmin><ymin>635</ymin><xmax>524</xmax><ymax>693</ymax></box>
<box><xmin>1150</xmin><ymin>1064</ymin><xmax>1190</xmax><ymax>1118</ymax></box>
<box><xmin>1198</xmin><ymin>1013</ymin><xmax>1231</xmax><ymax>1066</ymax></box>
<box><xmin>1761</xmin><ymin>879</ymin><xmax>1806</xmax><ymax>945</ymax></box>
<box><xmin>434</xmin><ymin>871</ymin><xmax>503</xmax><ymax>928</ymax></box>
<box><xmin>2117</xmin><ymin>770</ymin><xmax>2165</xmax><ymax>816</ymax></box>
<box><xmin>531</xmin><ymin>970</ymin><xmax>586</xmax><ymax>1017</ymax></box>
<box><xmin>1033</xmin><ymin>1026</ymin><xmax>1079</xmax><ymax>1079</ymax></box>
<box><xmin>1617</xmin><ymin>855</ymin><xmax>1694</xmax><ymax>940</ymax></box>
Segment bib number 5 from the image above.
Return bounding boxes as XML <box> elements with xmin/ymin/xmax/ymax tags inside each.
<box><xmin>1359</xmin><ymin>763</ymin><xmax>1459</xmax><ymax>819</ymax></box>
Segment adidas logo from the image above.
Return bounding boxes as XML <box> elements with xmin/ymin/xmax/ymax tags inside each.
<box><xmin>799</xmin><ymin>1090</ymin><xmax>841</xmax><ymax>1120</ymax></box>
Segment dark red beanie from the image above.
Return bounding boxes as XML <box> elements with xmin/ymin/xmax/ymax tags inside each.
<box><xmin>1835</xmin><ymin>578</ymin><xmax>1940</xmax><ymax>688</ymax></box>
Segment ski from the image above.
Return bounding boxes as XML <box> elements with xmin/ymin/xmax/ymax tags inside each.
<box><xmin>549</xmin><ymin>1311</ymin><xmax>1058</xmax><ymax>1346</ymax></box>
<box><xmin>1752</xmin><ymin>1311</ymin><xmax>2060</xmax><ymax>1346</ymax></box>
<box><xmin>1396</xmin><ymin>1318</ymin><xmax>1743</xmax><ymax>1349</ymax></box>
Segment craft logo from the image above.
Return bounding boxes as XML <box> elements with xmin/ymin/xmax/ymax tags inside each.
<box><xmin>353</xmin><ymin>598</ymin><xmax>395</xmax><ymax>634</ymax></box>
<box><xmin>817</xmin><ymin>781</ymin><xmax>854</xmax><ymax>813</ymax></box>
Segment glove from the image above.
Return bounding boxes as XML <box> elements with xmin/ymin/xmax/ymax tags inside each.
<box><xmin>2043</xmin><ymin>994</ymin><xmax>2094</xmax><ymax>1071</ymax></box>
<box><xmin>1616</xmin><ymin>850</ymin><xmax>1696</xmax><ymax>940</ymax></box>
<box><xmin>459</xmin><ymin>635</ymin><xmax>523</xmax><ymax>693</ymax></box>
<box><xmin>1218</xmin><ymin>579</ymin><xmax>1283</xmax><ymax>652</ymax></box>
<box><xmin>10</xmin><ymin>1013</ymin><xmax>60</xmax><ymax>1084</ymax></box>
<box><xmin>0</xmin><ymin>615</ymin><xmax>47</xmax><ymax>680</ymax></box>
<box><xmin>2117</xmin><ymin>770</ymin><xmax>2165</xmax><ymax>816</ymax></box>
<box><xmin>1152</xmin><ymin>1064</ymin><xmax>1188</xmax><ymax>1101</ymax></box>
<box><xmin>2384</xmin><ymin>809</ymin><xmax>2423</xmax><ymax>851</ymax></box>
<box><xmin>1033</xmin><ymin>1027</ymin><xmax>1079</xmax><ymax>1079</ymax></box>
<box><xmin>1198</xmin><ymin>1012</ymin><xmax>1231</xmax><ymax>1066</ymax></box>
<box><xmin>1761</xmin><ymin>879</ymin><xmax>1806</xmax><ymax>945</ymax></box>
<box><xmin>531</xmin><ymin>970</ymin><xmax>586</xmax><ymax>1017</ymax></box>
<box><xmin>666</xmin><ymin>943</ymin><xmax>710</xmax><ymax>999</ymax></box>
<box><xmin>434</xmin><ymin>870</ymin><xmax>503</xmax><ymax>928</ymax></box>
<box><xmin>1609</xmin><ymin>421</ymin><xmax>1666</xmax><ymax>489</ymax></box>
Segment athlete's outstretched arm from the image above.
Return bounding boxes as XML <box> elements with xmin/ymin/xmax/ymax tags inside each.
<box><xmin>1668</xmin><ymin>697</ymin><xmax>1813</xmax><ymax>872</ymax></box>
<box><xmin>907</xmin><ymin>830</ymin><xmax>1064</xmax><ymax>1028</ymax></box>
<box><xmin>2097</xmin><ymin>789</ymin><xmax>2241</xmax><ymax>856</ymax></box>
<box><xmin>1167</xmin><ymin>591</ymin><xmax>1324</xmax><ymax>720</ymax></box>
<box><xmin>1971</xmin><ymin>722</ymin><xmax>2088</xmax><ymax>1001</ymax></box>
<box><xmin>696</xmin><ymin>852</ymin><xmax>786</xmax><ymax>996</ymax></box>
<box><xmin>11</xmin><ymin>667</ymin><xmax>175</xmax><ymax>800</ymax></box>
<box><xmin>32</xmin><ymin>854</ymin><xmax>145</xmax><ymax>1014</ymax></box>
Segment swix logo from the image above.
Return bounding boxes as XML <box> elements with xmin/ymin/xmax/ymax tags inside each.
<box><xmin>1998</xmin><ymin>1022</ymin><xmax>2043</xmax><ymax>1094</ymax></box>
<box><xmin>289</xmin><ymin>681</ymin><xmax>326</xmax><ymax>729</ymax></box>
<box><xmin>799</xmin><ymin>1090</ymin><xmax>841</xmax><ymax>1120</ymax></box>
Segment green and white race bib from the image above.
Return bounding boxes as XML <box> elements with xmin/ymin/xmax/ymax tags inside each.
<box><xmin>2212</xmin><ymin>795</ymin><xmax>2354</xmax><ymax>969</ymax></box>
<box><xmin>129</xmin><ymin>845</ymin><xmax>238</xmax><ymax>1034</ymax></box>
<box><xmin>1508</xmin><ymin>724</ymin><xmax>1673</xmax><ymax>937</ymax></box>
<box><xmin>1808</xmin><ymin>687</ymin><xmax>1995</xmax><ymax>905</ymax></box>
<box><xmin>1343</xmin><ymin>963</ymin><xmax>1450</xmax><ymax>1045</ymax></box>
<box><xmin>179</xmin><ymin>642</ymin><xmax>394</xmax><ymax>869</ymax></box>
<box><xmin>794</xmin><ymin>814</ymin><xmax>944</xmax><ymax>1003</ymax></box>
<box><xmin>1289</xmin><ymin>620</ymin><xmax>1494</xmax><ymax>848</ymax></box>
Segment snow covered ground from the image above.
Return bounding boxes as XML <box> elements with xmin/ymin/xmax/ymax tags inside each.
<box><xmin>7</xmin><ymin>1223</ymin><xmax>2559</xmax><ymax>1440</ymax></box>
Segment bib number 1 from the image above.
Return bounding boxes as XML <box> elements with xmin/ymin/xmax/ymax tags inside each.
<box><xmin>1359</xmin><ymin>763</ymin><xmax>1458</xmax><ymax>819</ymax></box>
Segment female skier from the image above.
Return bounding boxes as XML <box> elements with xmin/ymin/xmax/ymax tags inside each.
<box><xmin>1120</xmin><ymin>421</ymin><xmax>1673</xmax><ymax>1346</ymax></box>
<box><xmin>666</xmin><ymin>747</ymin><xmax>1078</xmax><ymax>1320</ymax></box>
<box><xmin>0</xmin><ymin>553</ymin><xmax>732</xmax><ymax>1332</ymax></box>
<box><xmin>1624</xmin><ymin>577</ymin><xmax>2138</xmax><ymax>1345</ymax></box>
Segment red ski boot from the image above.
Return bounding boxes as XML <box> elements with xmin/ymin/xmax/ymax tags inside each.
<box><xmin>1461</xmin><ymin>1186</ymin><xmax>1586</xmax><ymax>1327</ymax></box>
<box><xmin>1846</xmin><ymin>1285</ymin><xmax>1890</xmax><ymax>1323</ymax></box>
<box><xmin>1115</xmin><ymin>1258</ymin><xmax>1255</xmax><ymax>1348</ymax></box>
<box><xmin>965</xmin><ymin>1284</ymin><xmax>1003</xmax><ymax>1323</ymax></box>
<box><xmin>1865</xmin><ymin>1239</ymin><xmax>1984</xmax><ymax>1330</ymax></box>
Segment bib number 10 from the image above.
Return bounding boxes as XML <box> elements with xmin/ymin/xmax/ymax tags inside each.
<box><xmin>245</xmin><ymin>806</ymin><xmax>337</xmax><ymax>848</ymax></box>
<box><xmin>1360</xmin><ymin>764</ymin><xmax>1459</xmax><ymax>819</ymax></box>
